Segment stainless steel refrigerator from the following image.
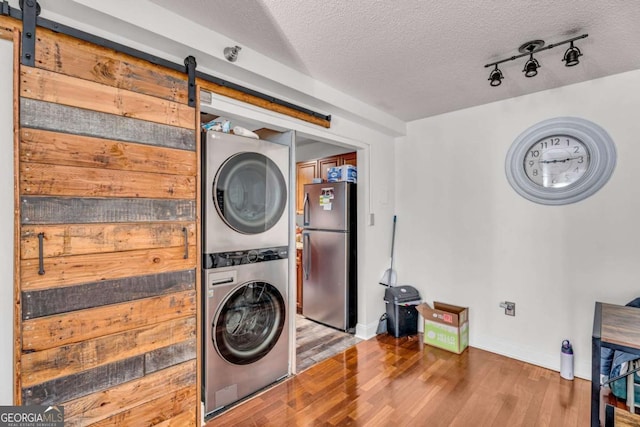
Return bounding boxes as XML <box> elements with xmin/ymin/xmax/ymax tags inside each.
<box><xmin>302</xmin><ymin>181</ymin><xmax>357</xmax><ymax>332</ymax></box>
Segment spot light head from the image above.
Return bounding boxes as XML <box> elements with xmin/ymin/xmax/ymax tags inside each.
<box><xmin>563</xmin><ymin>42</ymin><xmax>582</xmax><ymax>67</ymax></box>
<box><xmin>224</xmin><ymin>45</ymin><xmax>242</xmax><ymax>62</ymax></box>
<box><xmin>523</xmin><ymin>54</ymin><xmax>540</xmax><ymax>78</ymax></box>
<box><xmin>488</xmin><ymin>65</ymin><xmax>504</xmax><ymax>87</ymax></box>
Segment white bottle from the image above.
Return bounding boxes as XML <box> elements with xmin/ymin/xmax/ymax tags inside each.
<box><xmin>560</xmin><ymin>339</ymin><xmax>574</xmax><ymax>380</ymax></box>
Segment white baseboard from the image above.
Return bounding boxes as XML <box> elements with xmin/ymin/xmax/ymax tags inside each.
<box><xmin>471</xmin><ymin>333</ymin><xmax>590</xmax><ymax>380</ymax></box>
<box><xmin>356</xmin><ymin>320</ymin><xmax>378</xmax><ymax>340</ymax></box>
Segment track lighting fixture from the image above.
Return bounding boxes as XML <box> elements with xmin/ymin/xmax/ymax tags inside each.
<box><xmin>484</xmin><ymin>34</ymin><xmax>587</xmax><ymax>87</ymax></box>
<box><xmin>224</xmin><ymin>45</ymin><xmax>242</xmax><ymax>62</ymax></box>
<box><xmin>488</xmin><ymin>65</ymin><xmax>504</xmax><ymax>86</ymax></box>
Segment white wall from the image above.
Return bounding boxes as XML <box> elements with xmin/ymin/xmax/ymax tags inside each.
<box><xmin>0</xmin><ymin>38</ymin><xmax>14</xmax><ymax>404</ymax></box>
<box><xmin>295</xmin><ymin>141</ymin><xmax>353</xmax><ymax>163</ymax></box>
<box><xmin>396</xmin><ymin>69</ymin><xmax>640</xmax><ymax>379</ymax></box>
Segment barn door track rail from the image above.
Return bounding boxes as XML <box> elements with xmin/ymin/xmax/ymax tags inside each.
<box><xmin>2</xmin><ymin>0</ymin><xmax>331</xmax><ymax>123</ymax></box>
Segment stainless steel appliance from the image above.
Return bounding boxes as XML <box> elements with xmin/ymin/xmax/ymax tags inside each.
<box><xmin>202</xmin><ymin>130</ymin><xmax>291</xmax><ymax>416</ymax></box>
<box><xmin>203</xmin><ymin>248</ymin><xmax>289</xmax><ymax>415</ymax></box>
<box><xmin>204</xmin><ymin>131</ymin><xmax>289</xmax><ymax>253</ymax></box>
<box><xmin>301</xmin><ymin>181</ymin><xmax>357</xmax><ymax>332</ymax></box>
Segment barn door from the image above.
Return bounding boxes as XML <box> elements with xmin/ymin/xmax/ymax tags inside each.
<box><xmin>15</xmin><ymin>24</ymin><xmax>199</xmax><ymax>426</ymax></box>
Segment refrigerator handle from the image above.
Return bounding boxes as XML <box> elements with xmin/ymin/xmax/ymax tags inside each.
<box><xmin>303</xmin><ymin>193</ymin><xmax>310</xmax><ymax>226</ymax></box>
<box><xmin>303</xmin><ymin>232</ymin><xmax>311</xmax><ymax>280</ymax></box>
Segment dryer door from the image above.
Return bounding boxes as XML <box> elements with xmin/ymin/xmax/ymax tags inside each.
<box><xmin>214</xmin><ymin>152</ymin><xmax>287</xmax><ymax>235</ymax></box>
<box><xmin>213</xmin><ymin>281</ymin><xmax>286</xmax><ymax>365</ymax></box>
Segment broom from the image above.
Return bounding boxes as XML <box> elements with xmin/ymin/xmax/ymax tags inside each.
<box><xmin>379</xmin><ymin>215</ymin><xmax>397</xmax><ymax>287</ymax></box>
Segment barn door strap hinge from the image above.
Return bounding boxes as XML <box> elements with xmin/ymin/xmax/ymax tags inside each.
<box><xmin>184</xmin><ymin>56</ymin><xmax>197</xmax><ymax>108</ymax></box>
<box><xmin>20</xmin><ymin>0</ymin><xmax>41</xmax><ymax>66</ymax></box>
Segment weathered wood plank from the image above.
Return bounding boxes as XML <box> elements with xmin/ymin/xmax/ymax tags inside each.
<box><xmin>35</xmin><ymin>26</ymin><xmax>189</xmax><ymax>104</ymax></box>
<box><xmin>20</xmin><ymin>128</ymin><xmax>196</xmax><ymax>176</ymax></box>
<box><xmin>22</xmin><ymin>269</ymin><xmax>195</xmax><ymax>319</ymax></box>
<box><xmin>20</xmin><ymin>98</ymin><xmax>196</xmax><ymax>151</ymax></box>
<box><xmin>21</xmin><ymin>196</ymin><xmax>195</xmax><ymax>224</ymax></box>
<box><xmin>154</xmin><ymin>405</ymin><xmax>198</xmax><ymax>427</ymax></box>
<box><xmin>31</xmin><ymin>22</ymin><xmax>321</xmax><ymax>130</ymax></box>
<box><xmin>22</xmin><ymin>355</ymin><xmax>145</xmax><ymax>406</ymax></box>
<box><xmin>21</xmin><ymin>66</ymin><xmax>195</xmax><ymax>129</ymax></box>
<box><xmin>0</xmin><ymin>13</ymin><xmax>19</xmax><ymax>34</ymax></box>
<box><xmin>13</xmin><ymin>26</ymin><xmax>23</xmax><ymax>406</ymax></box>
<box><xmin>145</xmin><ymin>339</ymin><xmax>197</xmax><ymax>374</ymax></box>
<box><xmin>91</xmin><ymin>385</ymin><xmax>197</xmax><ymax>427</ymax></box>
<box><xmin>20</xmin><ymin>162</ymin><xmax>196</xmax><ymax>199</ymax></box>
<box><xmin>21</xmin><ymin>245</ymin><xmax>197</xmax><ymax>291</ymax></box>
<box><xmin>21</xmin><ymin>223</ymin><xmax>196</xmax><ymax>260</ymax></box>
<box><xmin>21</xmin><ymin>318</ymin><xmax>196</xmax><ymax>387</ymax></box>
<box><xmin>0</xmin><ymin>23</ymin><xmax>14</xmax><ymax>41</ymax></box>
<box><xmin>62</xmin><ymin>360</ymin><xmax>196</xmax><ymax>426</ymax></box>
<box><xmin>22</xmin><ymin>290</ymin><xmax>196</xmax><ymax>351</ymax></box>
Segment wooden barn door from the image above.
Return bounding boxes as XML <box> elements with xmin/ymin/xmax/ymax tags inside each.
<box><xmin>15</xmin><ymin>25</ymin><xmax>199</xmax><ymax>426</ymax></box>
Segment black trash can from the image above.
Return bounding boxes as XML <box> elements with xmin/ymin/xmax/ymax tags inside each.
<box><xmin>384</xmin><ymin>285</ymin><xmax>421</xmax><ymax>337</ymax></box>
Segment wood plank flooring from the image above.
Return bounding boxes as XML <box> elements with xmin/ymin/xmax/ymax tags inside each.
<box><xmin>208</xmin><ymin>334</ymin><xmax>591</xmax><ymax>426</ymax></box>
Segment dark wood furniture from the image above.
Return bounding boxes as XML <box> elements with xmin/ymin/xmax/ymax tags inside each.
<box><xmin>605</xmin><ymin>404</ymin><xmax>640</xmax><ymax>426</ymax></box>
<box><xmin>592</xmin><ymin>302</ymin><xmax>640</xmax><ymax>426</ymax></box>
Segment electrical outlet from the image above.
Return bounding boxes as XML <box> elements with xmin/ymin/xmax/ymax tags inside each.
<box><xmin>499</xmin><ymin>301</ymin><xmax>516</xmax><ymax>316</ymax></box>
<box><xmin>505</xmin><ymin>302</ymin><xmax>515</xmax><ymax>316</ymax></box>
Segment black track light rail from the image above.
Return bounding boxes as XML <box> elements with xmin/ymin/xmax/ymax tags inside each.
<box><xmin>1</xmin><ymin>0</ymin><xmax>331</xmax><ymax>123</ymax></box>
<box><xmin>484</xmin><ymin>34</ymin><xmax>588</xmax><ymax>69</ymax></box>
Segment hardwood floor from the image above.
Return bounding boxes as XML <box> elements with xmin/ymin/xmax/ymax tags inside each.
<box><xmin>208</xmin><ymin>334</ymin><xmax>591</xmax><ymax>426</ymax></box>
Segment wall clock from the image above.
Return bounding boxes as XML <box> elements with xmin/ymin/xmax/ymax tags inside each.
<box><xmin>505</xmin><ymin>117</ymin><xmax>616</xmax><ymax>205</ymax></box>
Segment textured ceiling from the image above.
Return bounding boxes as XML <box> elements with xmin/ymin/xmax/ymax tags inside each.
<box><xmin>150</xmin><ymin>0</ymin><xmax>640</xmax><ymax>122</ymax></box>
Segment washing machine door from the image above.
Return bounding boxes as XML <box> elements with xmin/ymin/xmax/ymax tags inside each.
<box><xmin>214</xmin><ymin>152</ymin><xmax>287</xmax><ymax>235</ymax></box>
<box><xmin>213</xmin><ymin>281</ymin><xmax>286</xmax><ymax>365</ymax></box>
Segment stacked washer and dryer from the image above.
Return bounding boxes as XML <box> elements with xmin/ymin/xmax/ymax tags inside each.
<box><xmin>202</xmin><ymin>130</ymin><xmax>290</xmax><ymax>416</ymax></box>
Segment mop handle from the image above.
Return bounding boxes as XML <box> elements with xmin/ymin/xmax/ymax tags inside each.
<box><xmin>390</xmin><ymin>215</ymin><xmax>396</xmax><ymax>269</ymax></box>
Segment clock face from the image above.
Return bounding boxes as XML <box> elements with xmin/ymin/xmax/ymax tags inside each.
<box><xmin>523</xmin><ymin>135</ymin><xmax>590</xmax><ymax>188</ymax></box>
<box><xmin>505</xmin><ymin>117</ymin><xmax>616</xmax><ymax>205</ymax></box>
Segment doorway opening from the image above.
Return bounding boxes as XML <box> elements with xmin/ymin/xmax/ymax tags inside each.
<box><xmin>293</xmin><ymin>134</ymin><xmax>362</xmax><ymax>372</ymax></box>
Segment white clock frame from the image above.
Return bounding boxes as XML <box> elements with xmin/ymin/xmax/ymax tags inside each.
<box><xmin>505</xmin><ymin>117</ymin><xmax>616</xmax><ymax>205</ymax></box>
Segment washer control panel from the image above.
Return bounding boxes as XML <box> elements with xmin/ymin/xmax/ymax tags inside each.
<box><xmin>203</xmin><ymin>246</ymin><xmax>288</xmax><ymax>269</ymax></box>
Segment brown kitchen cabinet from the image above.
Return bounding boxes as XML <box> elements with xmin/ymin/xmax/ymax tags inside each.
<box><xmin>296</xmin><ymin>248</ymin><xmax>303</xmax><ymax>314</ymax></box>
<box><xmin>340</xmin><ymin>151</ymin><xmax>357</xmax><ymax>168</ymax></box>
<box><xmin>318</xmin><ymin>156</ymin><xmax>340</xmax><ymax>182</ymax></box>
<box><xmin>295</xmin><ymin>152</ymin><xmax>356</xmax><ymax>214</ymax></box>
<box><xmin>296</xmin><ymin>160</ymin><xmax>317</xmax><ymax>214</ymax></box>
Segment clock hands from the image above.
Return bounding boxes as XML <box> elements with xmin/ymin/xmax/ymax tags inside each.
<box><xmin>538</xmin><ymin>157</ymin><xmax>581</xmax><ymax>164</ymax></box>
